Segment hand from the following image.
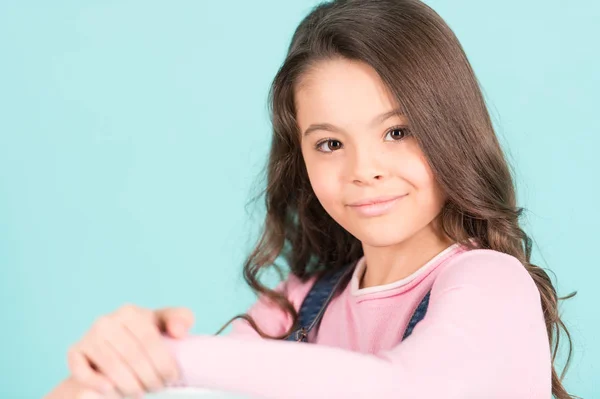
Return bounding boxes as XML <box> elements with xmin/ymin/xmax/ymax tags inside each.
<box><xmin>67</xmin><ymin>305</ymin><xmax>195</xmax><ymax>398</ymax></box>
<box><xmin>44</xmin><ymin>376</ymin><xmax>120</xmax><ymax>399</ymax></box>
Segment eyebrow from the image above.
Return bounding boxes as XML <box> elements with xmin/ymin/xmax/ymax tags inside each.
<box><xmin>302</xmin><ymin>108</ymin><xmax>406</xmax><ymax>137</ymax></box>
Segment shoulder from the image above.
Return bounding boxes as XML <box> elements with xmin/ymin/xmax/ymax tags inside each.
<box><xmin>433</xmin><ymin>248</ymin><xmax>539</xmax><ymax>302</ymax></box>
<box><xmin>426</xmin><ymin>249</ymin><xmax>551</xmax><ymax>392</ymax></box>
<box><xmin>229</xmin><ymin>273</ymin><xmax>315</xmax><ymax>338</ymax></box>
<box><xmin>277</xmin><ymin>273</ymin><xmax>316</xmax><ymax>310</ymax></box>
<box><xmin>245</xmin><ymin>273</ymin><xmax>316</xmax><ymax>313</ymax></box>
<box><xmin>428</xmin><ymin>248</ymin><xmax>547</xmax><ymax>345</ymax></box>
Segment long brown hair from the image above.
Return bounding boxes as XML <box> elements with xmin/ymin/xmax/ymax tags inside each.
<box><xmin>218</xmin><ymin>1</ymin><xmax>576</xmax><ymax>397</ymax></box>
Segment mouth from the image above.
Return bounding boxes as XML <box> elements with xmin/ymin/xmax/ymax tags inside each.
<box><xmin>347</xmin><ymin>194</ymin><xmax>407</xmax><ymax>217</ymax></box>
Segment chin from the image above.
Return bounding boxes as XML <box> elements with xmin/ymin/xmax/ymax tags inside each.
<box><xmin>348</xmin><ymin>221</ymin><xmax>414</xmax><ymax>248</ymax></box>
<box><xmin>357</xmin><ymin>233</ymin><xmax>410</xmax><ymax>248</ymax></box>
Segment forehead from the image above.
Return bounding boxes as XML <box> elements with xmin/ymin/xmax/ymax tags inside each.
<box><xmin>294</xmin><ymin>59</ymin><xmax>400</xmax><ymax>129</ymax></box>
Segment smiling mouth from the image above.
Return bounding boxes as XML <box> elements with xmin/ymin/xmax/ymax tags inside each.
<box><xmin>348</xmin><ymin>194</ymin><xmax>407</xmax><ymax>207</ymax></box>
<box><xmin>347</xmin><ymin>194</ymin><xmax>407</xmax><ymax>217</ymax></box>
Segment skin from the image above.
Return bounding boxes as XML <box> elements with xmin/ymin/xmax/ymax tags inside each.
<box><xmin>45</xmin><ymin>308</ymin><xmax>193</xmax><ymax>399</ymax></box>
<box><xmin>46</xmin><ymin>58</ymin><xmax>455</xmax><ymax>398</ymax></box>
<box><xmin>296</xmin><ymin>58</ymin><xmax>454</xmax><ymax>288</ymax></box>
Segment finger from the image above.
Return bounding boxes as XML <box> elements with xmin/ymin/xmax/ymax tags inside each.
<box><xmin>76</xmin><ymin>389</ymin><xmax>121</xmax><ymax>399</ymax></box>
<box><xmin>76</xmin><ymin>385</ymin><xmax>124</xmax><ymax>399</ymax></box>
<box><xmin>82</xmin><ymin>338</ymin><xmax>145</xmax><ymax>398</ymax></box>
<box><xmin>76</xmin><ymin>390</ymin><xmax>104</xmax><ymax>399</ymax></box>
<box><xmin>68</xmin><ymin>347</ymin><xmax>115</xmax><ymax>394</ymax></box>
<box><xmin>123</xmin><ymin>317</ymin><xmax>180</xmax><ymax>384</ymax></box>
<box><xmin>155</xmin><ymin>308</ymin><xmax>194</xmax><ymax>338</ymax></box>
<box><xmin>109</xmin><ymin>322</ymin><xmax>165</xmax><ymax>392</ymax></box>
<box><xmin>78</xmin><ymin>390</ymin><xmax>121</xmax><ymax>399</ymax></box>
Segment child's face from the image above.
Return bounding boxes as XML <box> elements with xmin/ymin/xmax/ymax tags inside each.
<box><xmin>295</xmin><ymin>58</ymin><xmax>448</xmax><ymax>248</ymax></box>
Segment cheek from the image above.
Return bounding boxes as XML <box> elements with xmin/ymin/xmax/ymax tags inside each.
<box><xmin>390</xmin><ymin>146</ymin><xmax>446</xmax><ymax>209</ymax></box>
<box><xmin>306</xmin><ymin>163</ymin><xmax>338</xmax><ymax>201</ymax></box>
<box><xmin>303</xmin><ymin>155</ymin><xmax>343</xmax><ymax>212</ymax></box>
<box><xmin>407</xmin><ymin>158</ymin><xmax>446</xmax><ymax>210</ymax></box>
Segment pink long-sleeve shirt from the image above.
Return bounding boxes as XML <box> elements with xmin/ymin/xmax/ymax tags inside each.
<box><xmin>167</xmin><ymin>243</ymin><xmax>551</xmax><ymax>398</ymax></box>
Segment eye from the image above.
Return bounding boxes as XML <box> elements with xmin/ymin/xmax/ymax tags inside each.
<box><xmin>384</xmin><ymin>126</ymin><xmax>410</xmax><ymax>141</ymax></box>
<box><xmin>315</xmin><ymin>139</ymin><xmax>343</xmax><ymax>153</ymax></box>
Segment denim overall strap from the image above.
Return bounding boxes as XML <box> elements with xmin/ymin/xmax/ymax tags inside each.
<box><xmin>401</xmin><ymin>290</ymin><xmax>432</xmax><ymax>340</ymax></box>
<box><xmin>288</xmin><ymin>265</ymin><xmax>433</xmax><ymax>343</ymax></box>
<box><xmin>286</xmin><ymin>265</ymin><xmax>353</xmax><ymax>342</ymax></box>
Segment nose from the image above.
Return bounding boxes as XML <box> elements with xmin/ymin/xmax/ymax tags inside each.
<box><xmin>348</xmin><ymin>146</ymin><xmax>385</xmax><ymax>185</ymax></box>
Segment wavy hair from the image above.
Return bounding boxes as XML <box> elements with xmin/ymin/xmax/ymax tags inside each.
<box><xmin>218</xmin><ymin>1</ymin><xmax>576</xmax><ymax>397</ymax></box>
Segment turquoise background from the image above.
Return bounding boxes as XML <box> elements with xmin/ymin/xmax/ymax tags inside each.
<box><xmin>0</xmin><ymin>1</ymin><xmax>597</xmax><ymax>397</ymax></box>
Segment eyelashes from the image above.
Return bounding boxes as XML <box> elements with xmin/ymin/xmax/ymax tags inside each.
<box><xmin>384</xmin><ymin>126</ymin><xmax>410</xmax><ymax>142</ymax></box>
<box><xmin>314</xmin><ymin>125</ymin><xmax>411</xmax><ymax>153</ymax></box>
<box><xmin>315</xmin><ymin>138</ymin><xmax>343</xmax><ymax>152</ymax></box>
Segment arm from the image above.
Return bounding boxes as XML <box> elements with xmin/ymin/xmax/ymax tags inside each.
<box><xmin>168</xmin><ymin>251</ymin><xmax>551</xmax><ymax>399</ymax></box>
<box><xmin>66</xmin><ymin>306</ymin><xmax>194</xmax><ymax>397</ymax></box>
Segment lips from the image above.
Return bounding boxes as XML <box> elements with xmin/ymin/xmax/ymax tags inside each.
<box><xmin>348</xmin><ymin>194</ymin><xmax>407</xmax><ymax>207</ymax></box>
<box><xmin>347</xmin><ymin>194</ymin><xmax>407</xmax><ymax>217</ymax></box>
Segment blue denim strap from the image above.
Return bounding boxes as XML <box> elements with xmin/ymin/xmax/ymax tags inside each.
<box><xmin>289</xmin><ymin>266</ymin><xmax>432</xmax><ymax>343</ymax></box>
<box><xmin>402</xmin><ymin>290</ymin><xmax>431</xmax><ymax>340</ymax></box>
<box><xmin>286</xmin><ymin>265</ymin><xmax>351</xmax><ymax>342</ymax></box>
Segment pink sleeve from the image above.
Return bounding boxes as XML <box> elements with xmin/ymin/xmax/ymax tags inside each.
<box><xmin>168</xmin><ymin>251</ymin><xmax>551</xmax><ymax>398</ymax></box>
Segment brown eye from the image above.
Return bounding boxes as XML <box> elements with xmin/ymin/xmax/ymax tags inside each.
<box><xmin>316</xmin><ymin>139</ymin><xmax>343</xmax><ymax>152</ymax></box>
<box><xmin>385</xmin><ymin>127</ymin><xmax>410</xmax><ymax>141</ymax></box>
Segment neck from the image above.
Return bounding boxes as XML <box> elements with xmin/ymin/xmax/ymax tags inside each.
<box><xmin>359</xmin><ymin>222</ymin><xmax>455</xmax><ymax>289</ymax></box>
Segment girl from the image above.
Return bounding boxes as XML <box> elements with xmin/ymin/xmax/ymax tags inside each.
<box><xmin>48</xmin><ymin>0</ymin><xmax>575</xmax><ymax>398</ymax></box>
